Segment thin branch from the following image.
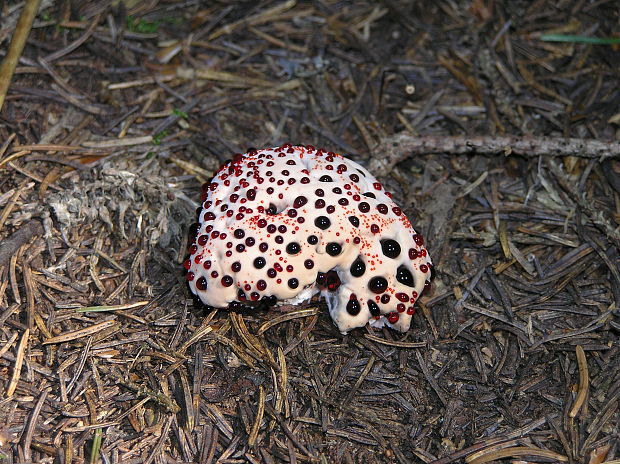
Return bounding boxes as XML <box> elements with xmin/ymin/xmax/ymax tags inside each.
<box><xmin>370</xmin><ymin>133</ymin><xmax>620</xmax><ymax>175</ymax></box>
<box><xmin>0</xmin><ymin>219</ymin><xmax>44</xmax><ymax>270</ymax></box>
<box><xmin>0</xmin><ymin>0</ymin><xmax>42</xmax><ymax>111</ymax></box>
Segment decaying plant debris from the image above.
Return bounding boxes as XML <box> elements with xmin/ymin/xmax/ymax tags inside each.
<box><xmin>1</xmin><ymin>1</ymin><xmax>619</xmax><ymax>463</ymax></box>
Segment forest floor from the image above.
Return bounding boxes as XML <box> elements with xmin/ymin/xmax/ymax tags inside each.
<box><xmin>0</xmin><ymin>1</ymin><xmax>619</xmax><ymax>463</ymax></box>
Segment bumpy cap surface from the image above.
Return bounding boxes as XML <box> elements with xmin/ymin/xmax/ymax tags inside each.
<box><xmin>186</xmin><ymin>144</ymin><xmax>432</xmax><ymax>332</ymax></box>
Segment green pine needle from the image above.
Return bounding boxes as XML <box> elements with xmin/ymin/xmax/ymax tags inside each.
<box><xmin>540</xmin><ymin>34</ymin><xmax>620</xmax><ymax>45</ymax></box>
<box><xmin>89</xmin><ymin>428</ymin><xmax>103</xmax><ymax>464</ymax></box>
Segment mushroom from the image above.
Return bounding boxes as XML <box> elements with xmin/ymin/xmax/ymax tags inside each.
<box><xmin>185</xmin><ymin>144</ymin><xmax>432</xmax><ymax>333</ymax></box>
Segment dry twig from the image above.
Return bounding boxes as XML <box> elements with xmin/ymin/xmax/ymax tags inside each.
<box><xmin>370</xmin><ymin>133</ymin><xmax>620</xmax><ymax>175</ymax></box>
<box><xmin>0</xmin><ymin>219</ymin><xmax>43</xmax><ymax>270</ymax></box>
<box><xmin>0</xmin><ymin>0</ymin><xmax>41</xmax><ymax>110</ymax></box>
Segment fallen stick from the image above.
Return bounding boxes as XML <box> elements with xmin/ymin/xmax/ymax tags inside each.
<box><xmin>0</xmin><ymin>0</ymin><xmax>42</xmax><ymax>111</ymax></box>
<box><xmin>370</xmin><ymin>133</ymin><xmax>620</xmax><ymax>175</ymax></box>
<box><xmin>0</xmin><ymin>219</ymin><xmax>44</xmax><ymax>270</ymax></box>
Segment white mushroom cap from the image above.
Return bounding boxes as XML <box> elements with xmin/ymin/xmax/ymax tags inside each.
<box><xmin>185</xmin><ymin>144</ymin><xmax>432</xmax><ymax>333</ymax></box>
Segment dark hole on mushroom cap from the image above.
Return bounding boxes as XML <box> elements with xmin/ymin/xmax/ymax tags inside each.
<box><xmin>350</xmin><ymin>258</ymin><xmax>366</xmax><ymax>277</ymax></box>
<box><xmin>286</xmin><ymin>242</ymin><xmax>301</xmax><ymax>255</ymax></box>
<box><xmin>346</xmin><ymin>299</ymin><xmax>361</xmax><ymax>315</ymax></box>
<box><xmin>293</xmin><ymin>196</ymin><xmax>308</xmax><ymax>208</ymax></box>
<box><xmin>368</xmin><ymin>300</ymin><xmax>381</xmax><ymax>316</ymax></box>
<box><xmin>314</xmin><ymin>216</ymin><xmax>331</xmax><ymax>230</ymax></box>
<box><xmin>196</xmin><ymin>276</ymin><xmax>208</xmax><ymax>291</ymax></box>
<box><xmin>326</xmin><ymin>242</ymin><xmax>342</xmax><ymax>256</ymax></box>
<box><xmin>396</xmin><ymin>265</ymin><xmax>414</xmax><ymax>287</ymax></box>
<box><xmin>266</xmin><ymin>203</ymin><xmax>277</xmax><ymax>215</ymax></box>
<box><xmin>380</xmin><ymin>239</ymin><xmax>401</xmax><ymax>259</ymax></box>
<box><xmin>368</xmin><ymin>276</ymin><xmax>388</xmax><ymax>294</ymax></box>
